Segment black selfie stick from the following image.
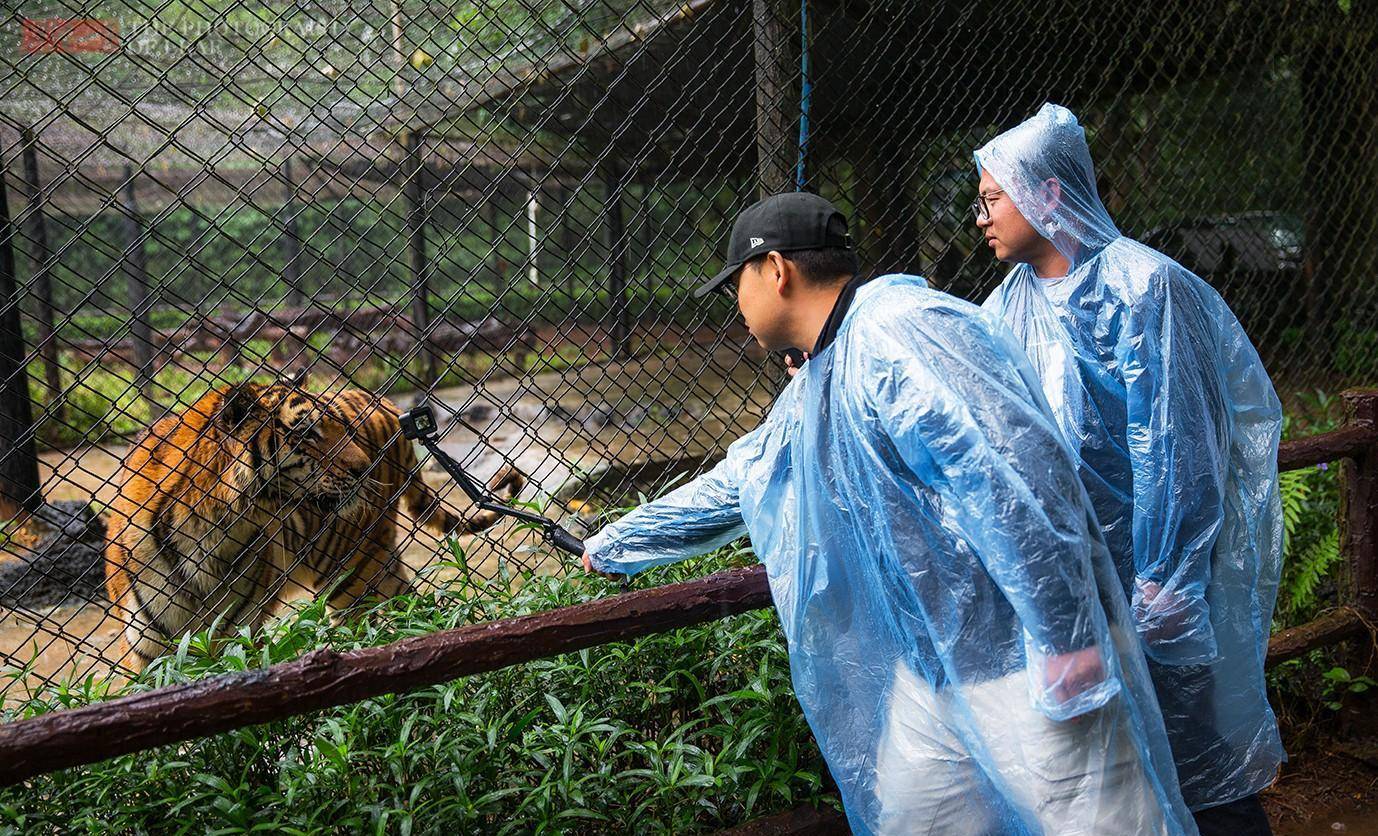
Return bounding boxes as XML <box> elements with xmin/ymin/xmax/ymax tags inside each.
<box><xmin>400</xmin><ymin>404</ymin><xmax>629</xmax><ymax>588</ymax></box>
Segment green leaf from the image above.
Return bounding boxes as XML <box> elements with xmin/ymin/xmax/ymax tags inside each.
<box><xmin>543</xmin><ymin>694</ymin><xmax>567</xmax><ymax>724</ymax></box>
<box><xmin>555</xmin><ymin>808</ymin><xmax>609</xmax><ymax>821</ymax></box>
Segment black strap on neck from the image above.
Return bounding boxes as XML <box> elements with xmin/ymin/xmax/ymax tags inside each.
<box><xmin>810</xmin><ymin>273</ymin><xmax>871</xmax><ymax>358</ymax></box>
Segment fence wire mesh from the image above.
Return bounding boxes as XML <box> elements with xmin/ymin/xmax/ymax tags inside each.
<box><xmin>0</xmin><ymin>0</ymin><xmax>1374</xmax><ymax>704</ymax></box>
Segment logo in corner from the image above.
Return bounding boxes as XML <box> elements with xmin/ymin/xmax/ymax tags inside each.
<box><xmin>749</xmin><ymin>237</ymin><xmax>765</xmax><ymax>248</ymax></box>
<box><xmin>21</xmin><ymin>18</ymin><xmax>119</xmax><ymax>53</ymax></box>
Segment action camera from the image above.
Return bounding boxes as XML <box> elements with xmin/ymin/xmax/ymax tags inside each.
<box><xmin>399</xmin><ymin>404</ymin><xmax>438</xmax><ymax>440</ymax></box>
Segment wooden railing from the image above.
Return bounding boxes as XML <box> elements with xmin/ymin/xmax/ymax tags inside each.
<box><xmin>1264</xmin><ymin>389</ymin><xmax>1377</xmax><ymax>663</ymax></box>
<box><xmin>1</xmin><ymin>390</ymin><xmax>1375</xmax><ymax>809</ymax></box>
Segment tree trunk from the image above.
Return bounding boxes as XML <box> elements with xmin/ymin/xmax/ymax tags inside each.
<box><xmin>404</xmin><ymin>131</ymin><xmax>438</xmax><ymax>384</ymax></box>
<box><xmin>0</xmin><ymin>149</ymin><xmax>42</xmax><ymax>520</ymax></box>
<box><xmin>753</xmin><ymin>0</ymin><xmax>792</xmax><ymax>198</ymax></box>
<box><xmin>603</xmin><ymin>162</ymin><xmax>631</xmax><ymax>360</ymax></box>
<box><xmin>1299</xmin><ymin>20</ymin><xmax>1378</xmax><ymax>373</ymax></box>
<box><xmin>18</xmin><ymin>126</ymin><xmax>62</xmax><ymax>423</ymax></box>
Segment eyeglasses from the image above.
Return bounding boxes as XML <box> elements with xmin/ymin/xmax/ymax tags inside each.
<box><xmin>718</xmin><ymin>269</ymin><xmax>743</xmax><ymax>300</ymax></box>
<box><xmin>970</xmin><ymin>188</ymin><xmax>1006</xmax><ymax>223</ymax></box>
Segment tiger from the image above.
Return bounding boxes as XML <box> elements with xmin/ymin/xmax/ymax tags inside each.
<box><xmin>103</xmin><ymin>381</ymin><xmax>523</xmax><ymax>672</ymax></box>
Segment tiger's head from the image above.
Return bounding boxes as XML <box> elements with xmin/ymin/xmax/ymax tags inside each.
<box><xmin>212</xmin><ymin>382</ymin><xmax>374</xmax><ymax>518</ymax></box>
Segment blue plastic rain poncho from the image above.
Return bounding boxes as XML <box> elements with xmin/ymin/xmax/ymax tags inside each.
<box><xmin>587</xmin><ymin>275</ymin><xmax>1196</xmax><ymax>835</ymax></box>
<box><xmin>976</xmin><ymin>104</ymin><xmax>1284</xmax><ymax>810</ymax></box>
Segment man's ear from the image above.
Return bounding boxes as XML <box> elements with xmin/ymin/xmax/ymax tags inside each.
<box><xmin>1040</xmin><ymin>178</ymin><xmax>1062</xmax><ymax>212</ymax></box>
<box><xmin>766</xmin><ymin>251</ymin><xmax>791</xmax><ymax>295</ymax></box>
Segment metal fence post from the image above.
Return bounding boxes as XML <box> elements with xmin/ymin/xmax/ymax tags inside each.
<box><xmin>525</xmin><ymin>178</ymin><xmax>540</xmax><ymax>286</ymax></box>
<box><xmin>485</xmin><ymin>188</ymin><xmax>505</xmax><ymax>290</ymax></box>
<box><xmin>119</xmin><ymin>166</ymin><xmax>155</xmax><ymax>420</ymax></box>
<box><xmin>280</xmin><ymin>155</ymin><xmax>306</xmax><ymax>309</ymax></box>
<box><xmin>552</xmin><ymin>181</ymin><xmax>578</xmax><ymax>308</ymax></box>
<box><xmin>603</xmin><ymin>159</ymin><xmax>631</xmax><ymax>360</ymax></box>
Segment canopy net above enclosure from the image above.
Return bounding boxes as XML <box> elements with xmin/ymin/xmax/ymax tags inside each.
<box><xmin>0</xmin><ymin>0</ymin><xmax>1375</xmax><ymax>712</ymax></box>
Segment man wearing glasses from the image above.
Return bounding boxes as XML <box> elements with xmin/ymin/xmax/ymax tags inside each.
<box><xmin>974</xmin><ymin>104</ymin><xmax>1283</xmax><ymax>836</ymax></box>
<box><xmin>582</xmin><ymin>192</ymin><xmax>1195</xmax><ymax>834</ymax></box>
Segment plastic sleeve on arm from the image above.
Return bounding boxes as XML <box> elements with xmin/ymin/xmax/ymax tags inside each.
<box><xmin>866</xmin><ymin>318</ymin><xmax>1117</xmax><ymax>718</ymax></box>
<box><xmin>1118</xmin><ymin>269</ymin><xmax>1226</xmax><ymax>664</ymax></box>
<box><xmin>583</xmin><ymin>426</ymin><xmax>765</xmax><ymax>576</ymax></box>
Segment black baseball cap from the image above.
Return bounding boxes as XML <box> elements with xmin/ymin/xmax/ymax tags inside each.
<box><xmin>694</xmin><ymin>192</ymin><xmax>855</xmax><ymax>298</ymax></box>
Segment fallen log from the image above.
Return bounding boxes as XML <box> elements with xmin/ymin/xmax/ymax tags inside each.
<box><xmin>1266</xmin><ymin>608</ymin><xmax>1368</xmax><ymax>666</ymax></box>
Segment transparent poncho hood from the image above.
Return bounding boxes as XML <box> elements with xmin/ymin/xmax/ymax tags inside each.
<box><xmin>974</xmin><ymin>103</ymin><xmax>1120</xmax><ymax>268</ymax></box>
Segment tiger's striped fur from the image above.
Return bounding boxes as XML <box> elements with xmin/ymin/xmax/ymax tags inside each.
<box><xmin>104</xmin><ymin>383</ymin><xmax>522</xmax><ymax>671</ymax></box>
<box><xmin>275</xmin><ymin>388</ymin><xmax>522</xmax><ymax>613</ymax></box>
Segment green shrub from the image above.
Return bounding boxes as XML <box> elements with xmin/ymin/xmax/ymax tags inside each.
<box><xmin>1333</xmin><ymin>320</ymin><xmax>1378</xmax><ymax>381</ymax></box>
<box><xmin>0</xmin><ymin>544</ymin><xmax>834</xmax><ymax>834</ymax></box>
<box><xmin>1275</xmin><ymin>391</ymin><xmax>1344</xmax><ymax>629</ymax></box>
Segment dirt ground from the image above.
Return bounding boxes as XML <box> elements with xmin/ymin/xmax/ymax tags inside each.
<box><xmin>1</xmin><ymin>347</ymin><xmax>769</xmax><ymax>703</ymax></box>
<box><xmin>1</xmin><ymin>426</ymin><xmax>560</xmax><ymax>703</ymax></box>
<box><xmin>1266</xmin><ymin>742</ymin><xmax>1378</xmax><ymax>834</ymax></box>
<box><xmin>2</xmin><ymin>349</ymin><xmax>766</xmax><ymax>702</ymax></box>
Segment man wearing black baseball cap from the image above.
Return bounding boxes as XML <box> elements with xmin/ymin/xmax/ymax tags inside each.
<box><xmin>694</xmin><ymin>191</ymin><xmax>856</xmax><ymax>297</ymax></box>
<box><xmin>582</xmin><ymin>192</ymin><xmax>1193</xmax><ymax>834</ymax></box>
<box><xmin>694</xmin><ymin>191</ymin><xmax>862</xmax><ymax>371</ymax></box>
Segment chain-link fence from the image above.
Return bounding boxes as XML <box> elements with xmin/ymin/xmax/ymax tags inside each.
<box><xmin>0</xmin><ymin>0</ymin><xmax>1375</xmax><ymax>705</ymax></box>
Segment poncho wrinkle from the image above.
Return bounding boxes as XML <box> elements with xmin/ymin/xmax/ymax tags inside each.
<box><xmin>589</xmin><ymin>274</ymin><xmax>1197</xmax><ymax>833</ymax></box>
<box><xmin>979</xmin><ymin>102</ymin><xmax>1285</xmax><ymax>810</ymax></box>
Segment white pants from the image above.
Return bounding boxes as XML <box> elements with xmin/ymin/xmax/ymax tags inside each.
<box><xmin>874</xmin><ymin>663</ymin><xmax>1168</xmax><ymax>836</ymax></box>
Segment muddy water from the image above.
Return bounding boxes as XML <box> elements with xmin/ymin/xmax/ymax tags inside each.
<box><xmin>0</xmin><ymin>347</ymin><xmax>779</xmax><ymax>703</ymax></box>
<box><xmin>1276</xmin><ymin>807</ymin><xmax>1378</xmax><ymax>835</ymax></box>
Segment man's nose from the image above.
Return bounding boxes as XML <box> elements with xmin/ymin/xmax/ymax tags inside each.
<box><xmin>976</xmin><ymin>213</ymin><xmax>993</xmax><ymax>229</ymax></box>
